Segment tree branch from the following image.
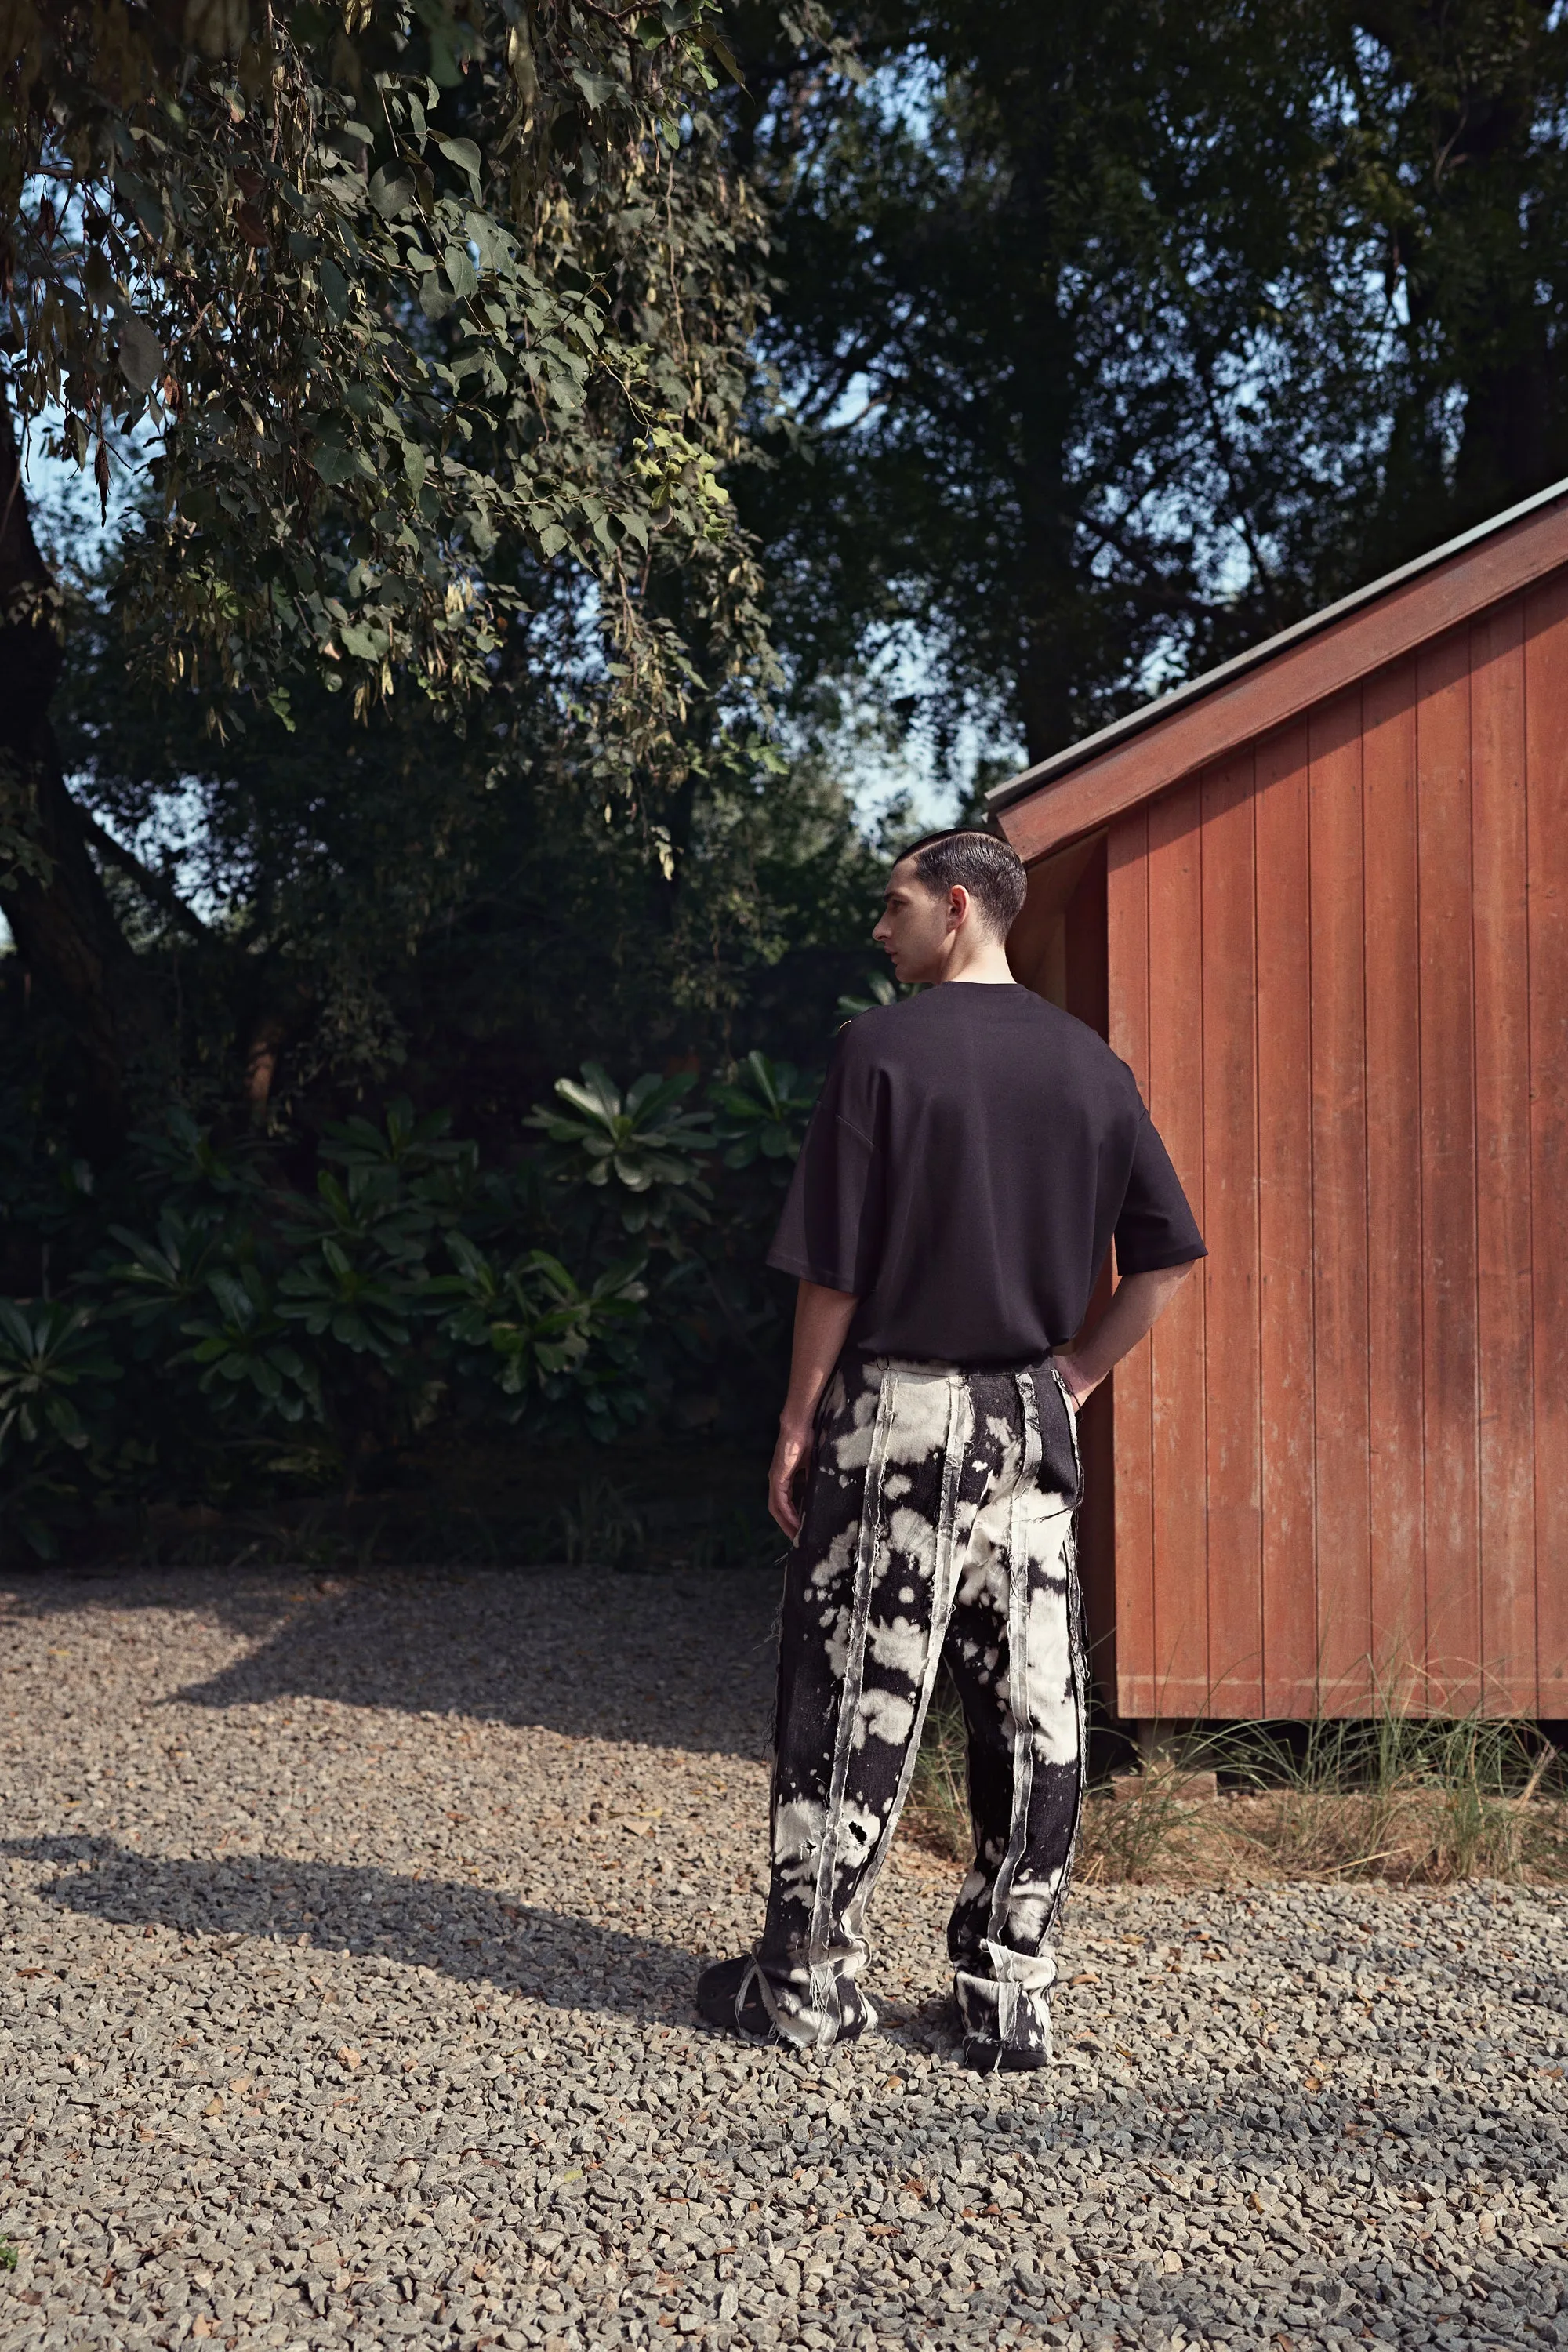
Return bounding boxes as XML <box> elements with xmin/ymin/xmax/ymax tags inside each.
<box><xmin>80</xmin><ymin>812</ymin><xmax>211</xmax><ymax>939</ymax></box>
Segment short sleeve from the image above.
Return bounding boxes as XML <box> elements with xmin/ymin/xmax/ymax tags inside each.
<box><xmin>1112</xmin><ymin>1109</ymin><xmax>1207</xmax><ymax>1276</ymax></box>
<box><xmin>766</xmin><ymin>1037</ymin><xmax>884</xmax><ymax>1295</ymax></box>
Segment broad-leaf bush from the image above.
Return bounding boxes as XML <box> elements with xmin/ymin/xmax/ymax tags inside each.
<box><xmin>527</xmin><ymin>1064</ymin><xmax>717</xmax><ymax>1233</ymax></box>
<box><xmin>0</xmin><ymin>1299</ymin><xmax>125</xmax><ymax>1559</ymax></box>
<box><xmin>0</xmin><ymin>1298</ymin><xmax>122</xmax><ymax>1458</ymax></box>
<box><xmin>0</xmin><ymin>1053</ymin><xmax>822</xmax><ymax>1556</ymax></box>
<box><xmin>710</xmin><ymin>1052</ymin><xmax>820</xmax><ymax>1172</ymax></box>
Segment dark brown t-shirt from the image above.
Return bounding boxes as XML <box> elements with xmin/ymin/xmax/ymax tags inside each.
<box><xmin>768</xmin><ymin>982</ymin><xmax>1205</xmax><ymax>1365</ymax></box>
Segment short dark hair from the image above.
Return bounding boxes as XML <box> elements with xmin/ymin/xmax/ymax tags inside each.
<box><xmin>895</xmin><ymin>827</ymin><xmax>1028</xmax><ymax>939</ymax></box>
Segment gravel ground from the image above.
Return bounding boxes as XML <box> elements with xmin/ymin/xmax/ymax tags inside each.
<box><xmin>2</xmin><ymin>1566</ymin><xmax>1566</xmax><ymax>2352</ymax></box>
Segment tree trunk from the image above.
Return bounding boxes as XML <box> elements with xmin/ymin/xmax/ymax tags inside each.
<box><xmin>1011</xmin><ymin>229</ymin><xmax>1077</xmax><ymax>767</ymax></box>
<box><xmin>0</xmin><ymin>396</ymin><xmax>166</xmax><ymax>1156</ymax></box>
<box><xmin>1454</xmin><ymin>342</ymin><xmax>1559</xmax><ymax>529</ymax></box>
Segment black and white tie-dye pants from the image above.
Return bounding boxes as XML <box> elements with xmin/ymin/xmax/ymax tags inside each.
<box><xmin>757</xmin><ymin>1347</ymin><xmax>1087</xmax><ymax>2068</ymax></box>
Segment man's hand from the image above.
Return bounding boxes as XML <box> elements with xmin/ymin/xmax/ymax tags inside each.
<box><xmin>1051</xmin><ymin>1356</ymin><xmax>1096</xmax><ymax>1410</ymax></box>
<box><xmin>768</xmin><ymin>1418</ymin><xmax>814</xmax><ymax>1540</ymax></box>
<box><xmin>1052</xmin><ymin>1261</ymin><xmax>1198</xmax><ymax>1410</ymax></box>
<box><xmin>768</xmin><ymin>1280</ymin><xmax>861</xmax><ymax>1541</ymax></box>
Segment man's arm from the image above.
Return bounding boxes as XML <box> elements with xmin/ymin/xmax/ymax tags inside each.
<box><xmin>1053</xmin><ymin>1261</ymin><xmax>1197</xmax><ymax>1408</ymax></box>
<box><xmin>767</xmin><ymin>1278</ymin><xmax>859</xmax><ymax>1539</ymax></box>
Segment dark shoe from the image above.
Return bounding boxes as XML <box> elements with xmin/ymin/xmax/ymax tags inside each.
<box><xmin>961</xmin><ymin>2034</ymin><xmax>1051</xmax><ymax>2074</ymax></box>
<box><xmin>696</xmin><ymin>1955</ymin><xmax>781</xmax><ymax>2044</ymax></box>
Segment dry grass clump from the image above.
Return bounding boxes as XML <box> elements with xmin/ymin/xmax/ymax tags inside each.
<box><xmin>904</xmin><ymin>1688</ymin><xmax>1568</xmax><ymax>1887</ymax></box>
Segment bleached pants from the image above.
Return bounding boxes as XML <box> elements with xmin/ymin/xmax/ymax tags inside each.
<box><xmin>757</xmin><ymin>1348</ymin><xmax>1087</xmax><ymax>2066</ymax></box>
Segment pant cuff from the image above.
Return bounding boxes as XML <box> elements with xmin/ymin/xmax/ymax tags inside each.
<box><xmin>953</xmin><ymin>1962</ymin><xmax>1054</xmax><ymax>2063</ymax></box>
<box><xmin>754</xmin><ymin>1961</ymin><xmax>880</xmax><ymax>2051</ymax></box>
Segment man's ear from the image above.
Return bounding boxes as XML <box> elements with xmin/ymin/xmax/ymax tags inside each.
<box><xmin>948</xmin><ymin>884</ymin><xmax>971</xmax><ymax>931</ymax></box>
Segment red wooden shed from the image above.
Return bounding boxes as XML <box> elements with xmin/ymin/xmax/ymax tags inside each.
<box><xmin>991</xmin><ymin>481</ymin><xmax>1568</xmax><ymax>1725</ymax></box>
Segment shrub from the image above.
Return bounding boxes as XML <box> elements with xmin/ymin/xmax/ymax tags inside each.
<box><xmin>0</xmin><ymin>1051</ymin><xmax>819</xmax><ymax>1558</ymax></box>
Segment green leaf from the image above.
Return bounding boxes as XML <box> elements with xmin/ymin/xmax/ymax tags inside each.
<box><xmin>0</xmin><ymin>1298</ymin><xmax>34</xmax><ymax>1352</ymax></box>
<box><xmin>464</xmin><ymin>210</ymin><xmax>511</xmax><ymax>271</ymax></box>
<box><xmin>339</xmin><ymin>620</ymin><xmax>390</xmax><ymax>660</ymax></box>
<box><xmin>368</xmin><ymin>168</ymin><xmax>416</xmax><ymax>221</ymax></box>
<box><xmin>309</xmin><ymin>440</ymin><xmax>361</xmax><ymax>487</ymax></box>
<box><xmin>556</xmin><ymin>1065</ymin><xmax>621</xmax><ymax>1122</ymax></box>
<box><xmin>319</xmin><ymin>257</ymin><xmax>350</xmax><ymax>319</ymax></box>
<box><xmin>118</xmin><ymin>316</ymin><xmax>164</xmax><ymax>394</ymax></box>
<box><xmin>43</xmin><ymin>1395</ymin><xmax>88</xmax><ymax>1448</ymax></box>
<box><xmin>702</xmin><ymin>31</ymin><xmax>746</xmax><ymax>88</ymax></box>
<box><xmin>571</xmin><ymin>67</ymin><xmax>618</xmax><ymax>111</ymax></box>
<box><xmin>437</xmin><ymin>136</ymin><xmax>481</xmax><ymax>188</ymax></box>
<box><xmin>443</xmin><ymin>242</ymin><xmax>478</xmax><ymax>302</ymax></box>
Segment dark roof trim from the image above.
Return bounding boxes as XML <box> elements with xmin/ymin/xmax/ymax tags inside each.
<box><xmin>987</xmin><ymin>475</ymin><xmax>1568</xmax><ymax>817</ymax></box>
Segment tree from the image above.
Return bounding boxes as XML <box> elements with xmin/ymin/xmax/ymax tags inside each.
<box><xmin>0</xmin><ymin>398</ymin><xmax>169</xmax><ymax>1150</ymax></box>
<box><xmin>724</xmin><ymin>0</ymin><xmax>1568</xmax><ymax>772</ymax></box>
<box><xmin>40</xmin><ymin>552</ymin><xmax>883</xmax><ymax>1138</ymax></box>
<box><xmin>1330</xmin><ymin>0</ymin><xmax>1568</xmax><ymax>572</ymax></box>
<box><xmin>2</xmin><ymin>0</ymin><xmax>771</xmax><ymax>1142</ymax></box>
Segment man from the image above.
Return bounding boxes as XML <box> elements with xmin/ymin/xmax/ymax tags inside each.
<box><xmin>697</xmin><ymin>828</ymin><xmax>1205</xmax><ymax>2072</ymax></box>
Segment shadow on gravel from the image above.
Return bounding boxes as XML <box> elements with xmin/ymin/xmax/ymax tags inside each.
<box><xmin>5</xmin><ymin>1835</ymin><xmax>706</xmax><ymax>2020</ymax></box>
<box><xmin>3</xmin><ymin>1568</ymin><xmax>782</xmax><ymax>1757</ymax></box>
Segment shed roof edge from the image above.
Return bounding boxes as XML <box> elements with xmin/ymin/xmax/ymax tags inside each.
<box><xmin>986</xmin><ymin>475</ymin><xmax>1568</xmax><ymax>818</ymax></box>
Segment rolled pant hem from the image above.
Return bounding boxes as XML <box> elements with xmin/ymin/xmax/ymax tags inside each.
<box><xmin>752</xmin><ymin>1962</ymin><xmax>879</xmax><ymax>2049</ymax></box>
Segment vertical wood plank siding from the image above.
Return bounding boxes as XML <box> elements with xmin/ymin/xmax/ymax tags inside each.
<box><xmin>1468</xmin><ymin>605</ymin><xmax>1536</xmax><ymax>1713</ymax></box>
<box><xmin>1308</xmin><ymin>695</ymin><xmax>1373</xmax><ymax>1704</ymax></box>
<box><xmin>1105</xmin><ymin>586</ymin><xmax>1567</xmax><ymax>1717</ymax></box>
<box><xmin>1105</xmin><ymin>811</ymin><xmax>1157</xmax><ymax>1709</ymax></box>
<box><xmin>1416</xmin><ymin>631</ymin><xmax>1483</xmax><ymax>1707</ymax></box>
<box><xmin>1145</xmin><ymin>783</ymin><xmax>1210</xmax><ymax>1714</ymax></box>
<box><xmin>1253</xmin><ymin>722</ymin><xmax>1317</xmax><ymax>1715</ymax></box>
<box><xmin>1361</xmin><ymin>662</ymin><xmax>1425</xmax><ymax>1700</ymax></box>
<box><xmin>1199</xmin><ymin>753</ymin><xmax>1264</xmax><ymax>1714</ymax></box>
<box><xmin>1527</xmin><ymin>576</ymin><xmax>1568</xmax><ymax>1715</ymax></box>
<box><xmin>1063</xmin><ymin>845</ymin><xmax>1118</xmax><ymax>1710</ymax></box>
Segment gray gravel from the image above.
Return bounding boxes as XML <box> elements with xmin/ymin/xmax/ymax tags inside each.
<box><xmin>2</xmin><ymin>1566</ymin><xmax>1566</xmax><ymax>2352</ymax></box>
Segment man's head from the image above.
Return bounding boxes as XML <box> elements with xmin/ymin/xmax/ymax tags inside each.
<box><xmin>873</xmin><ymin>828</ymin><xmax>1028</xmax><ymax>985</ymax></box>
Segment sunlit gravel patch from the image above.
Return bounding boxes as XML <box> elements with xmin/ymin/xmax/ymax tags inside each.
<box><xmin>2</xmin><ymin>1567</ymin><xmax>1566</xmax><ymax>2352</ymax></box>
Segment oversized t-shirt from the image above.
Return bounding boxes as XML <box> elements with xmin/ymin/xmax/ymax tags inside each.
<box><xmin>768</xmin><ymin>982</ymin><xmax>1205</xmax><ymax>1365</ymax></box>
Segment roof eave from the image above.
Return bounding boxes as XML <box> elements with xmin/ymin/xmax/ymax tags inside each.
<box><xmin>988</xmin><ymin>477</ymin><xmax>1568</xmax><ymax>837</ymax></box>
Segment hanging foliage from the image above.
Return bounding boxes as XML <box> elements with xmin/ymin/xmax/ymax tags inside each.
<box><xmin>2</xmin><ymin>0</ymin><xmax>771</xmax><ymax>791</ymax></box>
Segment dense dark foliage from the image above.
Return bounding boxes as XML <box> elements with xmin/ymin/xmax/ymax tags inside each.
<box><xmin>0</xmin><ymin>1058</ymin><xmax>823</xmax><ymax>1556</ymax></box>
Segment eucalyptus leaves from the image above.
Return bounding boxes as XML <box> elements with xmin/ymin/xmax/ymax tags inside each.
<box><xmin>2</xmin><ymin>0</ymin><xmax>769</xmax><ymax>779</ymax></box>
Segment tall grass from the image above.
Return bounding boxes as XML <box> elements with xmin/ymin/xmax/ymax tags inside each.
<box><xmin>1192</xmin><ymin>1711</ymin><xmax>1564</xmax><ymax>1886</ymax></box>
<box><xmin>904</xmin><ymin>1684</ymin><xmax>1567</xmax><ymax>1886</ymax></box>
<box><xmin>556</xmin><ymin>1475</ymin><xmax>647</xmax><ymax>1568</ymax></box>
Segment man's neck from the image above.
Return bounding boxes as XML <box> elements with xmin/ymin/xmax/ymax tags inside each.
<box><xmin>935</xmin><ymin>938</ymin><xmax>1017</xmax><ymax>985</ymax></box>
